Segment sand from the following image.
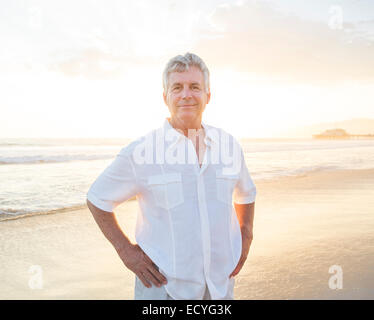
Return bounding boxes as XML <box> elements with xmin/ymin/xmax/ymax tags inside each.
<box><xmin>1</xmin><ymin>168</ymin><xmax>373</xmax><ymax>300</ymax></box>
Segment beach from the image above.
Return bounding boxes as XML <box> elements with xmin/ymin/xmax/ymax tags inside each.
<box><xmin>1</xmin><ymin>168</ymin><xmax>373</xmax><ymax>300</ymax></box>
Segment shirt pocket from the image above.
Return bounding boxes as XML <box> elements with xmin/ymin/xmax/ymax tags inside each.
<box><xmin>147</xmin><ymin>173</ymin><xmax>184</xmax><ymax>210</ymax></box>
<box><xmin>215</xmin><ymin>170</ymin><xmax>239</xmax><ymax>205</ymax></box>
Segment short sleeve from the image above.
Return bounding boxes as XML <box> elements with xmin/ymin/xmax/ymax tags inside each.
<box><xmin>233</xmin><ymin>147</ymin><xmax>256</xmax><ymax>204</ymax></box>
<box><xmin>86</xmin><ymin>148</ymin><xmax>139</xmax><ymax>213</ymax></box>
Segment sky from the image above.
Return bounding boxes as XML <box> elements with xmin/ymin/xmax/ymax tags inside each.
<box><xmin>1</xmin><ymin>0</ymin><xmax>374</xmax><ymax>139</ymax></box>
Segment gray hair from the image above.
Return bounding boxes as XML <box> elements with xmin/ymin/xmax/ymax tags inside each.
<box><xmin>162</xmin><ymin>52</ymin><xmax>210</xmax><ymax>94</ymax></box>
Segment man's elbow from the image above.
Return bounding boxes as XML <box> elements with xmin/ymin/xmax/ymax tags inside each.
<box><xmin>86</xmin><ymin>198</ymin><xmax>99</xmax><ymax>214</ymax></box>
<box><xmin>86</xmin><ymin>198</ymin><xmax>93</xmax><ymax>210</ymax></box>
<box><xmin>86</xmin><ymin>198</ymin><xmax>113</xmax><ymax>215</ymax></box>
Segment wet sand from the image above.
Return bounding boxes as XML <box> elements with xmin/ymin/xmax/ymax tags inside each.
<box><xmin>1</xmin><ymin>169</ymin><xmax>373</xmax><ymax>299</ymax></box>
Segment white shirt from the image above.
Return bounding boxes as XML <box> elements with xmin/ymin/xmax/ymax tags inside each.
<box><xmin>87</xmin><ymin>119</ymin><xmax>256</xmax><ymax>300</ymax></box>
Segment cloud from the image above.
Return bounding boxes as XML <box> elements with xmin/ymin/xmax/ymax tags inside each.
<box><xmin>192</xmin><ymin>1</ymin><xmax>374</xmax><ymax>84</ymax></box>
<box><xmin>2</xmin><ymin>0</ymin><xmax>373</xmax><ymax>84</ymax></box>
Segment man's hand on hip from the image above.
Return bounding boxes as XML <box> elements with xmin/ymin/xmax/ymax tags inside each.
<box><xmin>117</xmin><ymin>243</ymin><xmax>168</xmax><ymax>288</ymax></box>
<box><xmin>86</xmin><ymin>200</ymin><xmax>168</xmax><ymax>289</ymax></box>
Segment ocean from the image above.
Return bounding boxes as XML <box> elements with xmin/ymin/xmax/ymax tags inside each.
<box><xmin>1</xmin><ymin>137</ymin><xmax>374</xmax><ymax>221</ymax></box>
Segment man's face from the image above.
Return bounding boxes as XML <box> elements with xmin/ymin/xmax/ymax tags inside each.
<box><xmin>163</xmin><ymin>66</ymin><xmax>210</xmax><ymax>123</ymax></box>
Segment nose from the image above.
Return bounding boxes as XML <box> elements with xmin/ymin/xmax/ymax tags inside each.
<box><xmin>181</xmin><ymin>86</ymin><xmax>192</xmax><ymax>99</ymax></box>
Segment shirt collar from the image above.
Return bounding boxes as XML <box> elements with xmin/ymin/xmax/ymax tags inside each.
<box><xmin>163</xmin><ymin>118</ymin><xmax>219</xmax><ymax>146</ymax></box>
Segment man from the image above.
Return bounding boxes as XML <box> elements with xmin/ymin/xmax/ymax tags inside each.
<box><xmin>86</xmin><ymin>52</ymin><xmax>256</xmax><ymax>300</ymax></box>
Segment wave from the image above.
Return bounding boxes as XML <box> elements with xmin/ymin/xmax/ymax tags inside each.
<box><xmin>250</xmin><ymin>164</ymin><xmax>371</xmax><ymax>180</ymax></box>
<box><xmin>0</xmin><ymin>154</ymin><xmax>115</xmax><ymax>165</ymax></box>
<box><xmin>0</xmin><ymin>138</ymin><xmax>131</xmax><ymax>148</ymax></box>
<box><xmin>0</xmin><ymin>205</ymin><xmax>87</xmax><ymax>222</ymax></box>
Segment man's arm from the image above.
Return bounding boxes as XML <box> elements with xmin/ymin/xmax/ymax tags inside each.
<box><xmin>86</xmin><ymin>199</ymin><xmax>167</xmax><ymax>288</ymax></box>
<box><xmin>229</xmin><ymin>202</ymin><xmax>255</xmax><ymax>278</ymax></box>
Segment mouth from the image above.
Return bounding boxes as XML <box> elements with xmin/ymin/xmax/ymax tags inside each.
<box><xmin>179</xmin><ymin>104</ymin><xmax>197</xmax><ymax>108</ymax></box>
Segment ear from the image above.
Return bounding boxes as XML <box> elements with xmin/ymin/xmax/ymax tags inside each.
<box><xmin>206</xmin><ymin>91</ymin><xmax>211</xmax><ymax>104</ymax></box>
<box><xmin>163</xmin><ymin>91</ymin><xmax>168</xmax><ymax>106</ymax></box>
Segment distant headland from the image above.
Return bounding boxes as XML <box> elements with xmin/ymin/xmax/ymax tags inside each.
<box><xmin>313</xmin><ymin>128</ymin><xmax>374</xmax><ymax>140</ymax></box>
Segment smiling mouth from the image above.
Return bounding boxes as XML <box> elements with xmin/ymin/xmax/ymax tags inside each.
<box><xmin>180</xmin><ymin>105</ymin><xmax>196</xmax><ymax>107</ymax></box>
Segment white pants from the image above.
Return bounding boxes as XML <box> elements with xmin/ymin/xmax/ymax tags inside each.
<box><xmin>134</xmin><ymin>275</ymin><xmax>213</xmax><ymax>300</ymax></box>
